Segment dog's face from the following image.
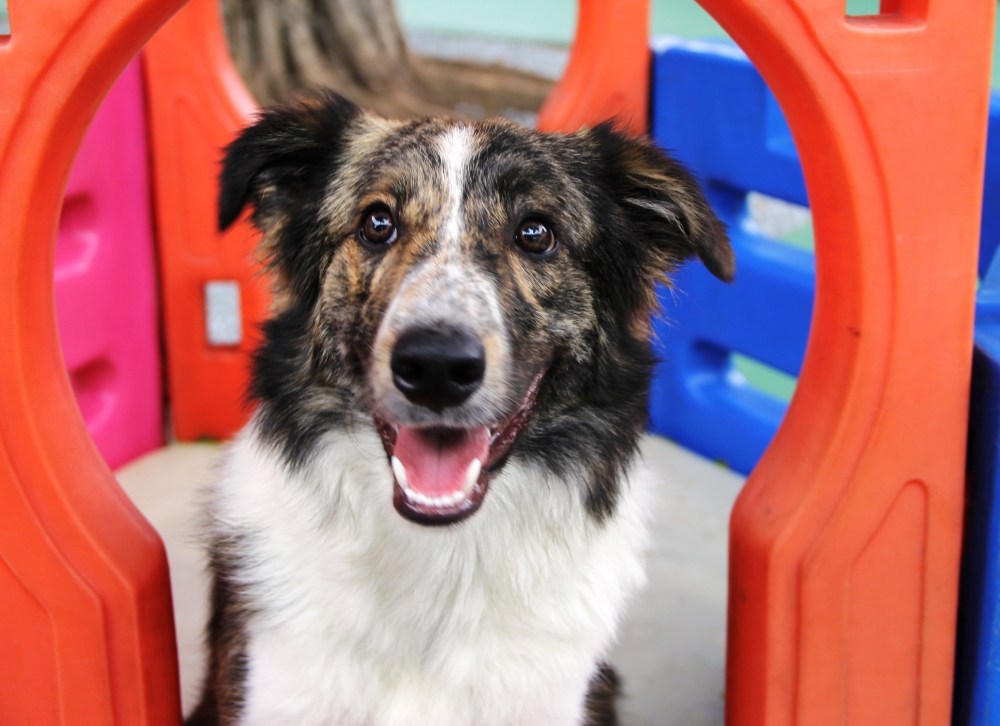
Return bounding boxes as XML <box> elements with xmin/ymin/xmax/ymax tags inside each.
<box><xmin>220</xmin><ymin>92</ymin><xmax>733</xmax><ymax>525</ymax></box>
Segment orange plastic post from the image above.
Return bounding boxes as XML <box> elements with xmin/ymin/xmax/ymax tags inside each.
<box><xmin>536</xmin><ymin>0</ymin><xmax>649</xmax><ymax>135</ymax></box>
<box><xmin>143</xmin><ymin>0</ymin><xmax>264</xmax><ymax>441</ymax></box>
<box><xmin>688</xmin><ymin>1</ymin><xmax>994</xmax><ymax>725</ymax></box>
<box><xmin>0</xmin><ymin>0</ymin><xmax>185</xmax><ymax>724</ymax></box>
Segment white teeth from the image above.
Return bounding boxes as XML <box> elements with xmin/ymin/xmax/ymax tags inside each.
<box><xmin>463</xmin><ymin>459</ymin><xmax>482</xmax><ymax>495</ymax></box>
<box><xmin>391</xmin><ymin>456</ymin><xmax>409</xmax><ymax>491</ymax></box>
<box><xmin>393</xmin><ymin>456</ymin><xmax>481</xmax><ymax>509</ymax></box>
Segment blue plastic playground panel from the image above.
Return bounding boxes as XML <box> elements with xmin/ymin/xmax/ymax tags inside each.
<box><xmin>980</xmin><ymin>96</ymin><xmax>1000</xmax><ymax>277</ymax></box>
<box><xmin>648</xmin><ymin>36</ymin><xmax>1000</xmax><ymax>474</ymax></box>
<box><xmin>955</xmin><ymin>271</ymin><xmax>1000</xmax><ymax>726</ymax></box>
<box><xmin>648</xmin><ymin>37</ymin><xmax>812</xmax><ymax>473</ymax></box>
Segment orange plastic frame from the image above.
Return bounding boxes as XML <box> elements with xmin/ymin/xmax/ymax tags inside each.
<box><xmin>143</xmin><ymin>0</ymin><xmax>262</xmax><ymax>441</ymax></box>
<box><xmin>0</xmin><ymin>2</ymin><xmax>186</xmax><ymax>724</ymax></box>
<box><xmin>0</xmin><ymin>0</ymin><xmax>992</xmax><ymax>725</ymax></box>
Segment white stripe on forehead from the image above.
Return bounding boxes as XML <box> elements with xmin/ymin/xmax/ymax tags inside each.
<box><xmin>438</xmin><ymin>125</ymin><xmax>473</xmax><ymax>254</ymax></box>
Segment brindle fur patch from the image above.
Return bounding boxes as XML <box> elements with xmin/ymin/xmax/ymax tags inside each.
<box><xmin>583</xmin><ymin>662</ymin><xmax>622</xmax><ymax>726</ymax></box>
<box><xmin>185</xmin><ymin>535</ymin><xmax>253</xmax><ymax>726</ymax></box>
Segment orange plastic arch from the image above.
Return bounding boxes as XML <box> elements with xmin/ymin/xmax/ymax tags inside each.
<box><xmin>143</xmin><ymin>0</ymin><xmax>263</xmax><ymax>441</ymax></box>
<box><xmin>0</xmin><ymin>1</ymin><xmax>185</xmax><ymax>724</ymax></box>
<box><xmin>536</xmin><ymin>0</ymin><xmax>649</xmax><ymax>135</ymax></box>
<box><xmin>704</xmin><ymin>2</ymin><xmax>995</xmax><ymax>725</ymax></box>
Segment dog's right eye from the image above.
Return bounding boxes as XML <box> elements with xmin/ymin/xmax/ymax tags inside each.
<box><xmin>359</xmin><ymin>206</ymin><xmax>397</xmax><ymax>248</ymax></box>
<box><xmin>515</xmin><ymin>218</ymin><xmax>557</xmax><ymax>256</ymax></box>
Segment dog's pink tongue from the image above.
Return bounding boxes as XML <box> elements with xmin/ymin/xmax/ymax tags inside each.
<box><xmin>394</xmin><ymin>426</ymin><xmax>490</xmax><ymax>495</ymax></box>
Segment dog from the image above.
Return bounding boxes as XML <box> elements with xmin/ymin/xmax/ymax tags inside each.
<box><xmin>186</xmin><ymin>91</ymin><xmax>733</xmax><ymax>726</ymax></box>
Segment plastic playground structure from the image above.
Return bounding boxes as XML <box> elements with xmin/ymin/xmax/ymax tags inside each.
<box><xmin>0</xmin><ymin>0</ymin><xmax>995</xmax><ymax>724</ymax></box>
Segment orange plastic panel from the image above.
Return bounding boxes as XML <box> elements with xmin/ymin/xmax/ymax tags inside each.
<box><xmin>536</xmin><ymin>0</ymin><xmax>649</xmax><ymax>134</ymax></box>
<box><xmin>686</xmin><ymin>2</ymin><xmax>994</xmax><ymax>725</ymax></box>
<box><xmin>143</xmin><ymin>0</ymin><xmax>264</xmax><ymax>441</ymax></box>
<box><xmin>0</xmin><ymin>1</ymin><xmax>185</xmax><ymax>724</ymax></box>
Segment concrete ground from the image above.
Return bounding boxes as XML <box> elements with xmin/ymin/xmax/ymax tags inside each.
<box><xmin>116</xmin><ymin>435</ymin><xmax>743</xmax><ymax>724</ymax></box>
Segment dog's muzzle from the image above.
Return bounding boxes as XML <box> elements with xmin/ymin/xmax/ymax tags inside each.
<box><xmin>375</xmin><ymin>329</ymin><xmax>543</xmax><ymax>525</ymax></box>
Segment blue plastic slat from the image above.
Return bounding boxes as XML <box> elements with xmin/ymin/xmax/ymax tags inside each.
<box><xmin>980</xmin><ymin>97</ymin><xmax>1000</xmax><ymax>277</ymax></box>
<box><xmin>649</xmin><ymin>37</ymin><xmax>808</xmax><ymax>205</ymax></box>
<box><xmin>648</xmin><ymin>37</ymin><xmax>812</xmax><ymax>473</ymax></box>
<box><xmin>649</xmin><ymin>186</ymin><xmax>813</xmax><ymax>473</ymax></box>
<box><xmin>955</xmin><ymin>303</ymin><xmax>1000</xmax><ymax>725</ymax></box>
<box><xmin>954</xmin><ymin>257</ymin><xmax>1000</xmax><ymax>726</ymax></box>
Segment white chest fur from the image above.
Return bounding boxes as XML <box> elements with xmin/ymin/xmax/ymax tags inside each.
<box><xmin>209</xmin><ymin>422</ymin><xmax>651</xmax><ymax>726</ymax></box>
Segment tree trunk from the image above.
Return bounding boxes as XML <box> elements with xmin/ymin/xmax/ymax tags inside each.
<box><xmin>222</xmin><ymin>0</ymin><xmax>554</xmax><ymax>120</ymax></box>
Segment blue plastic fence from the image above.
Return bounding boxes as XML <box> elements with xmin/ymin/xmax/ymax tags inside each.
<box><xmin>645</xmin><ymin>35</ymin><xmax>1000</xmax><ymax>726</ymax></box>
<box><xmin>648</xmin><ymin>36</ymin><xmax>1000</xmax><ymax>475</ymax></box>
<box><xmin>957</xmin><ymin>267</ymin><xmax>1000</xmax><ymax>726</ymax></box>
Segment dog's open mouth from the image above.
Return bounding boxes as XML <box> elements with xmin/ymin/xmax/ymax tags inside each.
<box><xmin>375</xmin><ymin>373</ymin><xmax>543</xmax><ymax>525</ymax></box>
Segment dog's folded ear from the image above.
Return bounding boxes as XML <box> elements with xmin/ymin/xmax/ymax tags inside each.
<box><xmin>218</xmin><ymin>91</ymin><xmax>361</xmax><ymax>233</ymax></box>
<box><xmin>591</xmin><ymin>123</ymin><xmax>734</xmax><ymax>283</ymax></box>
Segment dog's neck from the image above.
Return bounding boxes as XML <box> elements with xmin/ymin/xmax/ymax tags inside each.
<box><xmin>206</xmin><ymin>419</ymin><xmax>652</xmax><ymax>725</ymax></box>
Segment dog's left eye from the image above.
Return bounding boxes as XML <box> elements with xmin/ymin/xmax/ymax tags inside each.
<box><xmin>360</xmin><ymin>206</ymin><xmax>397</xmax><ymax>247</ymax></box>
<box><xmin>515</xmin><ymin>218</ymin><xmax>556</xmax><ymax>256</ymax></box>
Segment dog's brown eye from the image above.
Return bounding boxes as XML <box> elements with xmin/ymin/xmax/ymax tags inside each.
<box><xmin>515</xmin><ymin>219</ymin><xmax>556</xmax><ymax>256</ymax></box>
<box><xmin>360</xmin><ymin>207</ymin><xmax>397</xmax><ymax>247</ymax></box>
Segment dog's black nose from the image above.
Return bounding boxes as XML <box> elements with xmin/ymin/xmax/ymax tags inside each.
<box><xmin>391</xmin><ymin>328</ymin><xmax>486</xmax><ymax>411</ymax></box>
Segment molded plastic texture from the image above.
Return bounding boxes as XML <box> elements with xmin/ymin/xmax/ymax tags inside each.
<box><xmin>692</xmin><ymin>2</ymin><xmax>995</xmax><ymax>725</ymax></box>
<box><xmin>536</xmin><ymin>0</ymin><xmax>649</xmax><ymax>135</ymax></box>
<box><xmin>0</xmin><ymin>1</ymin><xmax>185</xmax><ymax>724</ymax></box>
<box><xmin>143</xmin><ymin>0</ymin><xmax>261</xmax><ymax>441</ymax></box>
<box><xmin>57</xmin><ymin>58</ymin><xmax>163</xmax><ymax>470</ymax></box>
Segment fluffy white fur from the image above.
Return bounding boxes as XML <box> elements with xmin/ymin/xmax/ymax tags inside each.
<box><xmin>208</xmin><ymin>419</ymin><xmax>652</xmax><ymax>725</ymax></box>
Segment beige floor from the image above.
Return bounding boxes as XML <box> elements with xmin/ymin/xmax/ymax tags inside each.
<box><xmin>116</xmin><ymin>435</ymin><xmax>743</xmax><ymax>723</ymax></box>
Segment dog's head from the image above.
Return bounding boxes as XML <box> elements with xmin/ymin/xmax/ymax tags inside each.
<box><xmin>220</xmin><ymin>92</ymin><xmax>732</xmax><ymax>525</ymax></box>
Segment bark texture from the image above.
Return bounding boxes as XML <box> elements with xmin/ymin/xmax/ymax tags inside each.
<box><xmin>222</xmin><ymin>0</ymin><xmax>554</xmax><ymax>119</ymax></box>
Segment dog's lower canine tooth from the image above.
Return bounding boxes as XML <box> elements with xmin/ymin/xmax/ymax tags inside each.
<box><xmin>463</xmin><ymin>459</ymin><xmax>482</xmax><ymax>495</ymax></box>
<box><xmin>391</xmin><ymin>456</ymin><xmax>409</xmax><ymax>491</ymax></box>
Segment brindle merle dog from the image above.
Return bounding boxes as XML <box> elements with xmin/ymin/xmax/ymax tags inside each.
<box><xmin>186</xmin><ymin>91</ymin><xmax>732</xmax><ymax>726</ymax></box>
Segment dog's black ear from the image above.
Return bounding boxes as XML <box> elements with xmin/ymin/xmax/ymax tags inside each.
<box><xmin>218</xmin><ymin>91</ymin><xmax>361</xmax><ymax>232</ymax></box>
<box><xmin>591</xmin><ymin>123</ymin><xmax>734</xmax><ymax>282</ymax></box>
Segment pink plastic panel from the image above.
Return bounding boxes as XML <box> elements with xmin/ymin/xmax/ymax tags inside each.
<box><xmin>55</xmin><ymin>58</ymin><xmax>163</xmax><ymax>470</ymax></box>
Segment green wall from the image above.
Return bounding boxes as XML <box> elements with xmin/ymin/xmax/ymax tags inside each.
<box><xmin>398</xmin><ymin>0</ymin><xmax>1000</xmax><ymax>88</ymax></box>
<box><xmin>397</xmin><ymin>0</ymin><xmax>726</xmax><ymax>45</ymax></box>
